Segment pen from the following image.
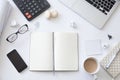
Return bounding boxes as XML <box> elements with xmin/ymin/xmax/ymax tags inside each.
<box><xmin>105</xmin><ymin>48</ymin><xmax>120</xmax><ymax>69</ymax></box>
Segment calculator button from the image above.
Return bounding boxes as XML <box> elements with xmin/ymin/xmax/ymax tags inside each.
<box><xmin>25</xmin><ymin>12</ymin><xmax>29</xmax><ymax>16</ymax></box>
<box><xmin>27</xmin><ymin>7</ymin><xmax>31</xmax><ymax>10</ymax></box>
<box><xmin>38</xmin><ymin>8</ymin><xmax>41</xmax><ymax>11</ymax></box>
<box><xmin>23</xmin><ymin>10</ymin><xmax>27</xmax><ymax>13</ymax></box>
<box><xmin>32</xmin><ymin>0</ymin><xmax>35</xmax><ymax>3</ymax></box>
<box><xmin>19</xmin><ymin>4</ymin><xmax>23</xmax><ymax>8</ymax></box>
<box><xmin>24</xmin><ymin>2</ymin><xmax>27</xmax><ymax>5</ymax></box>
<box><xmin>33</xmin><ymin>8</ymin><xmax>36</xmax><ymax>10</ymax></box>
<box><xmin>31</xmin><ymin>5</ymin><xmax>34</xmax><ymax>8</ymax></box>
<box><xmin>30</xmin><ymin>10</ymin><xmax>33</xmax><ymax>13</ymax></box>
<box><xmin>38</xmin><ymin>0</ymin><xmax>41</xmax><ymax>3</ymax></box>
<box><xmin>34</xmin><ymin>3</ymin><xmax>37</xmax><ymax>6</ymax></box>
<box><xmin>31</xmin><ymin>13</ymin><xmax>35</xmax><ymax>16</ymax></box>
<box><xmin>26</xmin><ymin>4</ymin><xmax>29</xmax><ymax>7</ymax></box>
<box><xmin>27</xmin><ymin>14</ymin><xmax>32</xmax><ymax>19</ymax></box>
<box><xmin>36</xmin><ymin>6</ymin><xmax>39</xmax><ymax>8</ymax></box>
<box><xmin>29</xmin><ymin>2</ymin><xmax>32</xmax><ymax>5</ymax></box>
<box><xmin>21</xmin><ymin>7</ymin><xmax>25</xmax><ymax>10</ymax></box>
<box><xmin>35</xmin><ymin>10</ymin><xmax>38</xmax><ymax>13</ymax></box>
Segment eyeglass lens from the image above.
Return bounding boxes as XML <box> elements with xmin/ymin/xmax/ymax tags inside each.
<box><xmin>7</xmin><ymin>33</ymin><xmax>18</xmax><ymax>43</ymax></box>
<box><xmin>18</xmin><ymin>24</ymin><xmax>28</xmax><ymax>34</ymax></box>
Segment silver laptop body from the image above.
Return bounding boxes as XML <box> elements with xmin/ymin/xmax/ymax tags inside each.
<box><xmin>59</xmin><ymin>0</ymin><xmax>120</xmax><ymax>29</ymax></box>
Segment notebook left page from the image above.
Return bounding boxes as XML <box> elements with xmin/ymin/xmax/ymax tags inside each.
<box><xmin>30</xmin><ymin>32</ymin><xmax>53</xmax><ymax>71</ymax></box>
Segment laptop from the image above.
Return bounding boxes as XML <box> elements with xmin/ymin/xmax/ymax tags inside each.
<box><xmin>58</xmin><ymin>0</ymin><xmax>120</xmax><ymax>29</ymax></box>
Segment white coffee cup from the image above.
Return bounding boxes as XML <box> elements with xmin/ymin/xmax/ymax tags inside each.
<box><xmin>83</xmin><ymin>57</ymin><xmax>100</xmax><ymax>75</ymax></box>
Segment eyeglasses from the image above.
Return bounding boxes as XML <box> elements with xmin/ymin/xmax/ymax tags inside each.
<box><xmin>6</xmin><ymin>24</ymin><xmax>29</xmax><ymax>43</ymax></box>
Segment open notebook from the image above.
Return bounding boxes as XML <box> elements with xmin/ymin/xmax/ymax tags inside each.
<box><xmin>30</xmin><ymin>32</ymin><xmax>79</xmax><ymax>71</ymax></box>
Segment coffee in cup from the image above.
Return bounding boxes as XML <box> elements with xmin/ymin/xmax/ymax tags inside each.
<box><xmin>83</xmin><ymin>57</ymin><xmax>100</xmax><ymax>74</ymax></box>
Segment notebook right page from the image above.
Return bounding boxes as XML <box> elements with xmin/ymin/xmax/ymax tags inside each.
<box><xmin>54</xmin><ymin>32</ymin><xmax>79</xmax><ymax>71</ymax></box>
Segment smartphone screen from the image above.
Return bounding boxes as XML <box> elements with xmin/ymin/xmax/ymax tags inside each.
<box><xmin>7</xmin><ymin>49</ymin><xmax>27</xmax><ymax>72</ymax></box>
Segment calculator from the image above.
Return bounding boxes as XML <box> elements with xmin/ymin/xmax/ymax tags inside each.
<box><xmin>13</xmin><ymin>0</ymin><xmax>50</xmax><ymax>21</ymax></box>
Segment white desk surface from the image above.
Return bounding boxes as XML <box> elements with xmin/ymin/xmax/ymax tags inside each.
<box><xmin>1</xmin><ymin>0</ymin><xmax>120</xmax><ymax>80</ymax></box>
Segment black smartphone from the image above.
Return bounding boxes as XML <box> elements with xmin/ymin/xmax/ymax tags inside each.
<box><xmin>7</xmin><ymin>49</ymin><xmax>27</xmax><ymax>73</ymax></box>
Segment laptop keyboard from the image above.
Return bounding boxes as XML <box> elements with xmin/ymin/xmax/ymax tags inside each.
<box><xmin>86</xmin><ymin>0</ymin><xmax>116</xmax><ymax>15</ymax></box>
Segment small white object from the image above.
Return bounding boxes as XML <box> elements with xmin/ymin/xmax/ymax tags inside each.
<box><xmin>50</xmin><ymin>9</ymin><xmax>58</xmax><ymax>18</ymax></box>
<box><xmin>70</xmin><ymin>22</ymin><xmax>77</xmax><ymax>29</ymax></box>
<box><xmin>10</xmin><ymin>20</ymin><xmax>18</xmax><ymax>27</ymax></box>
<box><xmin>102</xmin><ymin>43</ymin><xmax>109</xmax><ymax>49</ymax></box>
<box><xmin>34</xmin><ymin>21</ymin><xmax>40</xmax><ymax>31</ymax></box>
<box><xmin>93</xmin><ymin>74</ymin><xmax>98</xmax><ymax>80</ymax></box>
<box><xmin>44</xmin><ymin>10</ymin><xmax>51</xmax><ymax>19</ymax></box>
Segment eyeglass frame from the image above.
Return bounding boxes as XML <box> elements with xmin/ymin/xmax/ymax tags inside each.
<box><xmin>6</xmin><ymin>24</ymin><xmax>29</xmax><ymax>43</ymax></box>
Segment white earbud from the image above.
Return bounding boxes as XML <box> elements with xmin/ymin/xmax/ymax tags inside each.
<box><xmin>44</xmin><ymin>9</ymin><xmax>58</xmax><ymax>19</ymax></box>
<box><xmin>44</xmin><ymin>10</ymin><xmax>51</xmax><ymax>19</ymax></box>
<box><xmin>70</xmin><ymin>21</ymin><xmax>78</xmax><ymax>29</ymax></box>
<box><xmin>102</xmin><ymin>43</ymin><xmax>109</xmax><ymax>49</ymax></box>
<box><xmin>10</xmin><ymin>20</ymin><xmax>19</xmax><ymax>27</ymax></box>
<box><xmin>50</xmin><ymin>9</ymin><xmax>58</xmax><ymax>18</ymax></box>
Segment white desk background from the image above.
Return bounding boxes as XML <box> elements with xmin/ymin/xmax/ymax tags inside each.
<box><xmin>1</xmin><ymin>0</ymin><xmax>120</xmax><ymax>80</ymax></box>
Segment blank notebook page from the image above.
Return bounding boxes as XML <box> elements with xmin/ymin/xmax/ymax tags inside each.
<box><xmin>30</xmin><ymin>32</ymin><xmax>53</xmax><ymax>71</ymax></box>
<box><xmin>54</xmin><ymin>32</ymin><xmax>78</xmax><ymax>71</ymax></box>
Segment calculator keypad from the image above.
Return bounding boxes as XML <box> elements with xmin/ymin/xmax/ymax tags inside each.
<box><xmin>13</xmin><ymin>0</ymin><xmax>50</xmax><ymax>21</ymax></box>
